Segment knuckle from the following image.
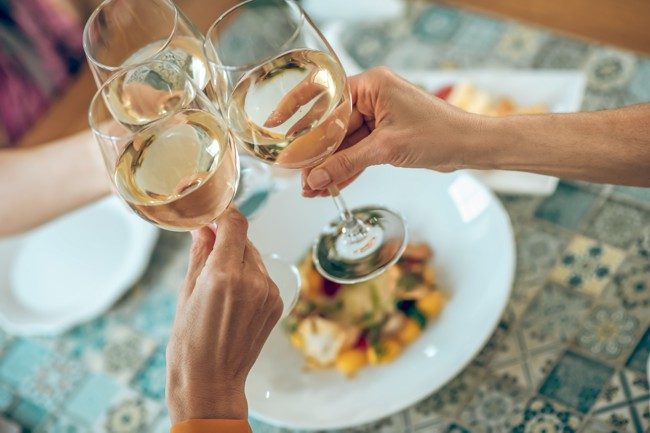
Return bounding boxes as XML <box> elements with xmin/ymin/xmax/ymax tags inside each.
<box><xmin>370</xmin><ymin>66</ymin><xmax>394</xmax><ymax>80</ymax></box>
<box><xmin>227</xmin><ymin>209</ymin><xmax>249</xmax><ymax>231</ymax></box>
<box><xmin>335</xmin><ymin>152</ymin><xmax>357</xmax><ymax>174</ymax></box>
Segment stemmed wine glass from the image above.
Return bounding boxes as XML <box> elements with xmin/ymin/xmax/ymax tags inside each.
<box><xmin>88</xmin><ymin>60</ymin><xmax>299</xmax><ymax>315</ymax></box>
<box><xmin>205</xmin><ymin>0</ymin><xmax>408</xmax><ymax>283</ymax></box>
<box><xmin>83</xmin><ymin>0</ymin><xmax>271</xmax><ymax>206</ymax></box>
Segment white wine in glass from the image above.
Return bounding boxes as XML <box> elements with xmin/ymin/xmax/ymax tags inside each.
<box><xmin>228</xmin><ymin>48</ymin><xmax>351</xmax><ymax>168</ymax></box>
<box><xmin>206</xmin><ymin>0</ymin><xmax>408</xmax><ymax>284</ymax></box>
<box><xmin>90</xmin><ymin>61</ymin><xmax>239</xmax><ymax>232</ymax></box>
<box><xmin>114</xmin><ymin>109</ymin><xmax>238</xmax><ymax>231</ymax></box>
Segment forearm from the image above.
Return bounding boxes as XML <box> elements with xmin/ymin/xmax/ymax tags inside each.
<box><xmin>465</xmin><ymin>104</ymin><xmax>650</xmax><ymax>186</ymax></box>
<box><xmin>0</xmin><ymin>130</ymin><xmax>110</xmax><ymax>236</ymax></box>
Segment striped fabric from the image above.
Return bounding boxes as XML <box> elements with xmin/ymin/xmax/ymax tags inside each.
<box><xmin>0</xmin><ymin>0</ymin><xmax>84</xmax><ymax>146</ymax></box>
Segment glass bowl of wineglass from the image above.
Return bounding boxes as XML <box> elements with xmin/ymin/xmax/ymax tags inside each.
<box><xmin>88</xmin><ymin>60</ymin><xmax>299</xmax><ymax>315</ymax></box>
<box><xmin>204</xmin><ymin>0</ymin><xmax>408</xmax><ymax>284</ymax></box>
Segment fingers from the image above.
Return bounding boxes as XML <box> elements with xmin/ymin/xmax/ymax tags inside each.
<box><xmin>204</xmin><ymin>207</ymin><xmax>249</xmax><ymax>271</ymax></box>
<box><xmin>178</xmin><ymin>227</ymin><xmax>215</xmax><ymax>312</ymax></box>
<box><xmin>286</xmin><ymin>93</ymin><xmax>329</xmax><ymax>137</ymax></box>
<box><xmin>264</xmin><ymin>71</ymin><xmax>325</xmax><ymax>127</ymax></box>
<box><xmin>305</xmin><ymin>132</ymin><xmax>381</xmax><ymax>191</ymax></box>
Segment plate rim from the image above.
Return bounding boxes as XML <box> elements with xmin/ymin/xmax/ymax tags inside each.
<box><xmin>248</xmin><ymin>170</ymin><xmax>516</xmax><ymax>430</ymax></box>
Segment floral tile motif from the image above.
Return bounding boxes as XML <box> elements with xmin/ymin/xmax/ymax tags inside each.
<box><xmin>412</xmin><ymin>419</ymin><xmax>450</xmax><ymax>433</ymax></box>
<box><xmin>533</xmin><ymin>39</ymin><xmax>591</xmax><ymax>69</ymax></box>
<box><xmin>69</xmin><ymin>324</ymin><xmax>156</xmax><ymax>384</ymax></box>
<box><xmin>412</xmin><ymin>5</ymin><xmax>461</xmax><ymax>43</ymax></box>
<box><xmin>408</xmin><ymin>366</ymin><xmax>484</xmax><ymax>428</ymax></box>
<box><xmin>534</xmin><ymin>183</ymin><xmax>599</xmax><ymax>230</ymax></box>
<box><xmin>150</xmin><ymin>410</ymin><xmax>172</xmax><ymax>433</ymax></box>
<box><xmin>35</xmin><ymin>415</ymin><xmax>91</xmax><ymax>433</ymax></box>
<box><xmin>592</xmin><ymin>369</ymin><xmax>650</xmax><ymax>433</ymax></box>
<box><xmin>607</xmin><ymin>259</ymin><xmax>650</xmax><ymax>312</ymax></box>
<box><xmin>132</xmin><ymin>344</ymin><xmax>166</xmax><ymax>401</ymax></box>
<box><xmin>338</xmin><ymin>413</ymin><xmax>408</xmax><ymax>433</ymax></box>
<box><xmin>0</xmin><ymin>330</ymin><xmax>10</xmax><ymax>358</ymax></box>
<box><xmin>539</xmin><ymin>351</ymin><xmax>613</xmax><ymax>414</ymax></box>
<box><xmin>446</xmin><ymin>15</ymin><xmax>504</xmax><ymax>62</ymax></box>
<box><xmin>585</xmin><ymin>49</ymin><xmax>638</xmax><ymax>92</ymax></box>
<box><xmin>459</xmin><ymin>375</ymin><xmax>529</xmax><ymax>432</ymax></box>
<box><xmin>629</xmin><ymin>59</ymin><xmax>650</xmax><ymax>103</ymax></box>
<box><xmin>20</xmin><ymin>355</ymin><xmax>86</xmax><ymax>412</ymax></box>
<box><xmin>629</xmin><ymin>226</ymin><xmax>650</xmax><ymax>261</ymax></box>
<box><xmin>65</xmin><ymin>373</ymin><xmax>160</xmax><ymax>433</ymax></box>
<box><xmin>0</xmin><ymin>339</ymin><xmax>50</xmax><ymax>388</ymax></box>
<box><xmin>8</xmin><ymin>398</ymin><xmax>48</xmax><ymax>430</ymax></box>
<box><xmin>0</xmin><ymin>382</ymin><xmax>13</xmax><ymax>412</ymax></box>
<box><xmin>584</xmin><ymin>201</ymin><xmax>649</xmax><ymax>249</ymax></box>
<box><xmin>472</xmin><ymin>314</ymin><xmax>514</xmax><ymax>369</ymax></box>
<box><xmin>127</xmin><ymin>291</ymin><xmax>177</xmax><ymax>341</ymax></box>
<box><xmin>384</xmin><ymin>39</ymin><xmax>444</xmax><ymax>70</ymax></box>
<box><xmin>498</xmin><ymin>194</ymin><xmax>543</xmax><ymax>226</ymax></box>
<box><xmin>508</xmin><ymin>281</ymin><xmax>543</xmax><ymax>321</ymax></box>
<box><xmin>515</xmin><ymin>224</ymin><xmax>568</xmax><ymax>285</ymax></box>
<box><xmin>625</xmin><ymin>326</ymin><xmax>650</xmax><ymax>374</ymax></box>
<box><xmin>574</xmin><ymin>304</ymin><xmax>641</xmax><ymax>363</ymax></box>
<box><xmin>612</xmin><ymin>186</ymin><xmax>650</xmax><ymax>207</ymax></box>
<box><xmin>343</xmin><ymin>26</ymin><xmax>392</xmax><ymax>68</ymax></box>
<box><xmin>579</xmin><ymin>419</ymin><xmax>630</xmax><ymax>433</ymax></box>
<box><xmin>508</xmin><ymin>396</ymin><xmax>583</xmax><ymax>433</ymax></box>
<box><xmin>489</xmin><ymin>327</ymin><xmax>563</xmax><ymax>391</ymax></box>
<box><xmin>520</xmin><ymin>283</ymin><xmax>592</xmax><ymax>350</ymax></box>
<box><xmin>492</xmin><ymin>24</ymin><xmax>548</xmax><ymax>67</ymax></box>
<box><xmin>550</xmin><ymin>235</ymin><xmax>625</xmax><ymax>296</ymax></box>
<box><xmin>581</xmin><ymin>90</ymin><xmax>633</xmax><ymax>111</ymax></box>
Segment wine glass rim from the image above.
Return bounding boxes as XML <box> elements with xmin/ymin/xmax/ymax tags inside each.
<box><xmin>83</xmin><ymin>0</ymin><xmax>179</xmax><ymax>74</ymax></box>
<box><xmin>205</xmin><ymin>0</ymin><xmax>306</xmax><ymax>72</ymax></box>
<box><xmin>88</xmin><ymin>59</ymin><xmax>189</xmax><ymax>141</ymax></box>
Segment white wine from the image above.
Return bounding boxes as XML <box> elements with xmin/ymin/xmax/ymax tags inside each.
<box><xmin>106</xmin><ymin>36</ymin><xmax>211</xmax><ymax>127</ymax></box>
<box><xmin>114</xmin><ymin>109</ymin><xmax>238</xmax><ymax>231</ymax></box>
<box><xmin>227</xmin><ymin>49</ymin><xmax>351</xmax><ymax>169</ymax></box>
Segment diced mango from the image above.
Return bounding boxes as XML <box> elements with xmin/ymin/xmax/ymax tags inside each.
<box><xmin>335</xmin><ymin>348</ymin><xmax>368</xmax><ymax>377</ymax></box>
<box><xmin>417</xmin><ymin>291</ymin><xmax>445</xmax><ymax>318</ymax></box>
<box><xmin>290</xmin><ymin>332</ymin><xmax>303</xmax><ymax>349</ymax></box>
<box><xmin>306</xmin><ymin>268</ymin><xmax>322</xmax><ymax>297</ymax></box>
<box><xmin>367</xmin><ymin>339</ymin><xmax>402</xmax><ymax>365</ymax></box>
<box><xmin>423</xmin><ymin>267</ymin><xmax>435</xmax><ymax>284</ymax></box>
<box><xmin>397</xmin><ymin>318</ymin><xmax>422</xmax><ymax>344</ymax></box>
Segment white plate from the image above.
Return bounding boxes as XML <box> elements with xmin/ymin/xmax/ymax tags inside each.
<box><xmin>247</xmin><ymin>167</ymin><xmax>515</xmax><ymax>430</ymax></box>
<box><xmin>0</xmin><ymin>197</ymin><xmax>158</xmax><ymax>336</ymax></box>
<box><xmin>323</xmin><ymin>23</ymin><xmax>587</xmax><ymax>196</ymax></box>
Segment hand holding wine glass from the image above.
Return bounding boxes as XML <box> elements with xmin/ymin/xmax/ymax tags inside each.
<box><xmin>301</xmin><ymin>67</ymin><xmax>476</xmax><ymax>197</ymax></box>
<box><xmin>166</xmin><ymin>207</ymin><xmax>283</xmax><ymax>424</ymax></box>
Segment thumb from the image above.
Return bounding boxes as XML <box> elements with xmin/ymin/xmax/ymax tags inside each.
<box><xmin>306</xmin><ymin>134</ymin><xmax>383</xmax><ymax>190</ymax></box>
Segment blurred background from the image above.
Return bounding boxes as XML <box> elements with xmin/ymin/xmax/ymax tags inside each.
<box><xmin>1</xmin><ymin>1</ymin><xmax>649</xmax><ymax>432</ymax></box>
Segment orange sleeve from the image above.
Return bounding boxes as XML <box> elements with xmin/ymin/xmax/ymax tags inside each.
<box><xmin>171</xmin><ymin>419</ymin><xmax>252</xmax><ymax>433</ymax></box>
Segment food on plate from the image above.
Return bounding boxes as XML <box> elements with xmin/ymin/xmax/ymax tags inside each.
<box><xmin>284</xmin><ymin>242</ymin><xmax>446</xmax><ymax>377</ymax></box>
<box><xmin>432</xmin><ymin>81</ymin><xmax>548</xmax><ymax>116</ymax></box>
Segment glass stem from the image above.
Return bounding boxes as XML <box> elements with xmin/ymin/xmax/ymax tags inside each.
<box><xmin>328</xmin><ymin>185</ymin><xmax>368</xmax><ymax>241</ymax></box>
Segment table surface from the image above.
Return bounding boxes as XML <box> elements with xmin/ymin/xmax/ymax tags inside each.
<box><xmin>2</xmin><ymin>4</ymin><xmax>650</xmax><ymax>433</ymax></box>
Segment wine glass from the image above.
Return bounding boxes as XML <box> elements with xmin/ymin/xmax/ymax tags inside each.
<box><xmin>88</xmin><ymin>60</ymin><xmax>299</xmax><ymax>315</ymax></box>
<box><xmin>83</xmin><ymin>0</ymin><xmax>272</xmax><ymax>206</ymax></box>
<box><xmin>205</xmin><ymin>0</ymin><xmax>408</xmax><ymax>283</ymax></box>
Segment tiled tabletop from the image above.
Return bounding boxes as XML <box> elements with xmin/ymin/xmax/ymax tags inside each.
<box><xmin>1</xmin><ymin>4</ymin><xmax>650</xmax><ymax>433</ymax></box>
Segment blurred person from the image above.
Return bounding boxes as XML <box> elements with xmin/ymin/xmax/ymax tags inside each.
<box><xmin>0</xmin><ymin>0</ymin><xmax>110</xmax><ymax>235</ymax></box>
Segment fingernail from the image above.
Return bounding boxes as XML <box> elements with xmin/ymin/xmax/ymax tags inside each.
<box><xmin>264</xmin><ymin>111</ymin><xmax>281</xmax><ymax>128</ymax></box>
<box><xmin>307</xmin><ymin>169</ymin><xmax>331</xmax><ymax>190</ymax></box>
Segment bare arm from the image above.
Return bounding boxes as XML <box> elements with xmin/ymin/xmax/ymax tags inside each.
<box><xmin>0</xmin><ymin>130</ymin><xmax>111</xmax><ymax>236</ymax></box>
<box><xmin>473</xmin><ymin>104</ymin><xmax>650</xmax><ymax>186</ymax></box>
<box><xmin>301</xmin><ymin>68</ymin><xmax>650</xmax><ymax>196</ymax></box>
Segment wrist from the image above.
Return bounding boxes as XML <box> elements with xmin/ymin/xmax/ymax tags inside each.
<box><xmin>168</xmin><ymin>383</ymin><xmax>248</xmax><ymax>424</ymax></box>
<box><xmin>454</xmin><ymin>114</ymin><xmax>518</xmax><ymax>171</ymax></box>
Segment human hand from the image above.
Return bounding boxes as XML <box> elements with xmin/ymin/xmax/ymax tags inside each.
<box><xmin>301</xmin><ymin>67</ymin><xmax>485</xmax><ymax>196</ymax></box>
<box><xmin>166</xmin><ymin>208</ymin><xmax>283</xmax><ymax>423</ymax></box>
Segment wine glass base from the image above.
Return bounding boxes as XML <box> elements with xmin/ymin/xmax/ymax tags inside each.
<box><xmin>313</xmin><ymin>206</ymin><xmax>408</xmax><ymax>284</ymax></box>
<box><xmin>262</xmin><ymin>254</ymin><xmax>301</xmax><ymax>318</ymax></box>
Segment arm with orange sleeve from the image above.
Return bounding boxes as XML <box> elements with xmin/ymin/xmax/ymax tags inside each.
<box><xmin>171</xmin><ymin>419</ymin><xmax>251</xmax><ymax>433</ymax></box>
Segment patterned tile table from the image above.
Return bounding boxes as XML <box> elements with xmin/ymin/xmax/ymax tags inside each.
<box><xmin>1</xmin><ymin>4</ymin><xmax>649</xmax><ymax>433</ymax></box>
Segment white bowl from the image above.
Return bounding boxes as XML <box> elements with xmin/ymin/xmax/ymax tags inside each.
<box><xmin>247</xmin><ymin>167</ymin><xmax>515</xmax><ymax>430</ymax></box>
<box><xmin>0</xmin><ymin>197</ymin><xmax>158</xmax><ymax>336</ymax></box>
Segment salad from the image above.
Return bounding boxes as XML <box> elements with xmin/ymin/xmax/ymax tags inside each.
<box><xmin>285</xmin><ymin>243</ymin><xmax>446</xmax><ymax>377</ymax></box>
